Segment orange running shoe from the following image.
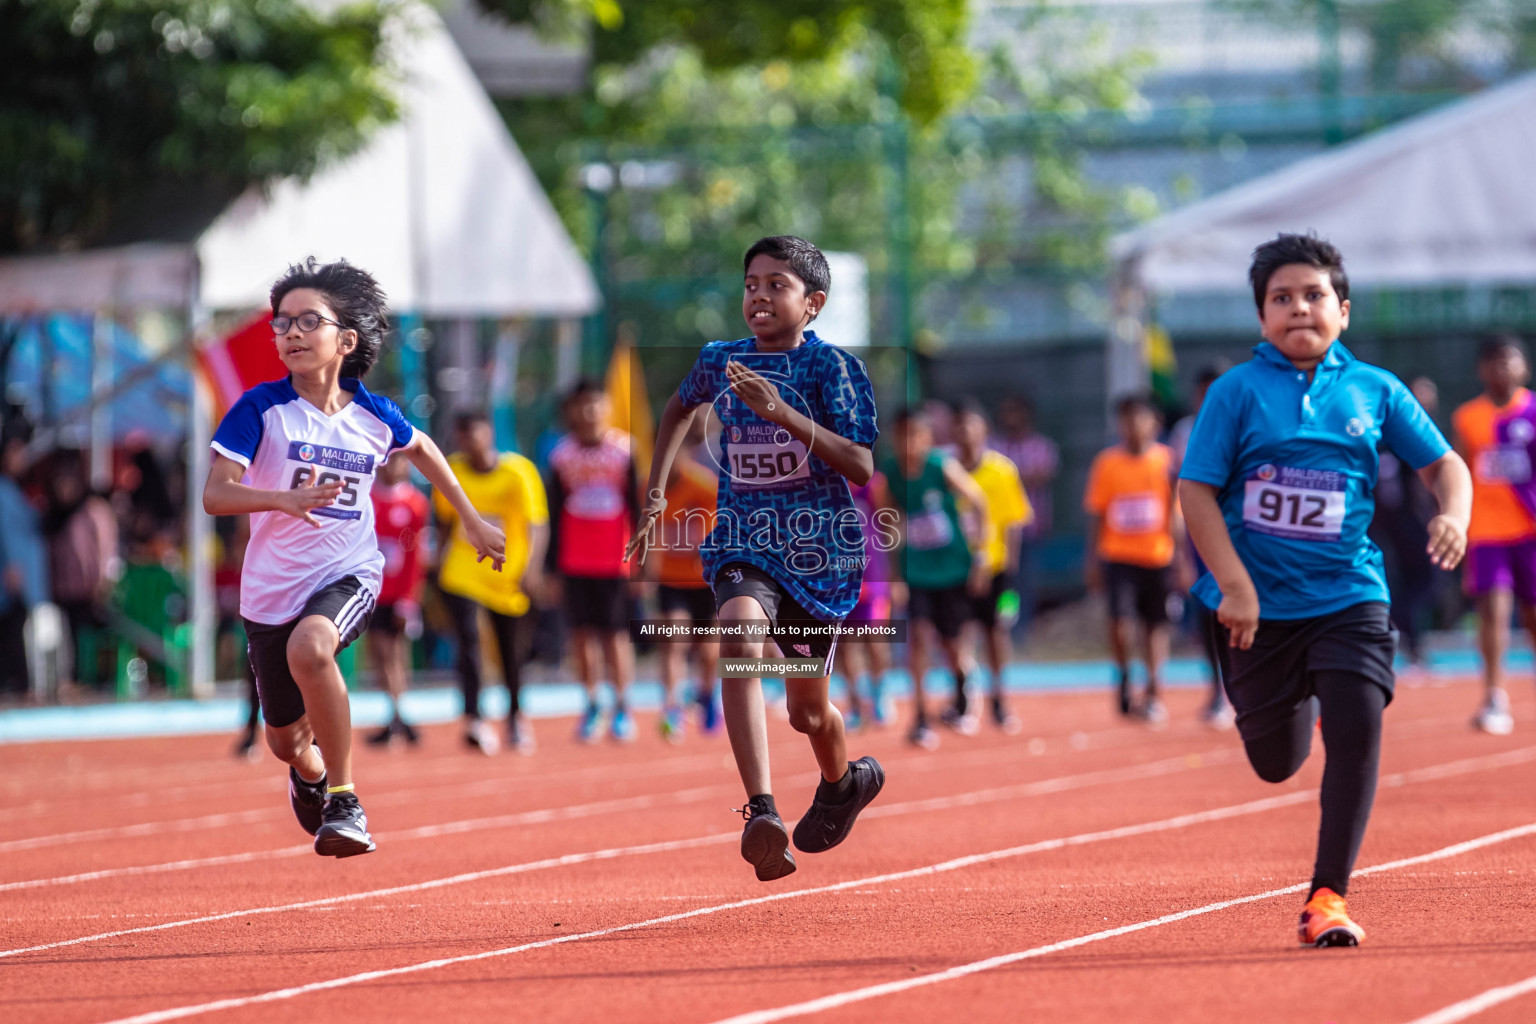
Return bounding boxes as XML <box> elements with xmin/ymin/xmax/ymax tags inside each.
<box><xmin>1297</xmin><ymin>888</ymin><xmax>1365</xmax><ymax>947</ymax></box>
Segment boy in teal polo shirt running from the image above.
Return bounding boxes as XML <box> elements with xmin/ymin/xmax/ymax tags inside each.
<box><xmin>1179</xmin><ymin>233</ymin><xmax>1471</xmax><ymax>948</ymax></box>
<box><xmin>886</xmin><ymin>406</ymin><xmax>989</xmax><ymax>750</ymax></box>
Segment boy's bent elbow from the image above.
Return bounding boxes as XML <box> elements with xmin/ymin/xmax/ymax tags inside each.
<box><xmin>846</xmin><ymin>448</ymin><xmax>874</xmax><ymax>487</ymax></box>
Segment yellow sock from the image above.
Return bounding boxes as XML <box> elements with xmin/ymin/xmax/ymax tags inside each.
<box><xmin>326</xmin><ymin>783</ymin><xmax>355</xmax><ymax>795</ymax></box>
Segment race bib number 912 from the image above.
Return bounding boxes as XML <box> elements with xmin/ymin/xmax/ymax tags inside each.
<box><xmin>1242</xmin><ymin>465</ymin><xmax>1345</xmax><ymax>542</ymax></box>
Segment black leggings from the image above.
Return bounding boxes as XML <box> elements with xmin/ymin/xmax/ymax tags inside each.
<box><xmin>1243</xmin><ymin>670</ymin><xmax>1387</xmax><ymax>897</ymax></box>
<box><xmin>442</xmin><ymin>592</ymin><xmax>528</xmax><ymax>720</ymax></box>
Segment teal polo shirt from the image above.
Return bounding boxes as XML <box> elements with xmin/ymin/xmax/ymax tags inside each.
<box><xmin>1179</xmin><ymin>341</ymin><xmax>1449</xmax><ymax>620</ymax></box>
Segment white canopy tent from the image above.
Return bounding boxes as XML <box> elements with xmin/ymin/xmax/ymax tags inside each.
<box><xmin>1106</xmin><ymin>72</ymin><xmax>1536</xmax><ymax>395</ymax></box>
<box><xmin>197</xmin><ymin>2</ymin><xmax>598</xmax><ymax>320</ymax></box>
<box><xmin>0</xmin><ymin>2</ymin><xmax>600</xmax><ymax>699</ymax></box>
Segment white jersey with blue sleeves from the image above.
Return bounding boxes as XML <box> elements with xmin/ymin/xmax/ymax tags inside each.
<box><xmin>211</xmin><ymin>377</ymin><xmax>415</xmax><ymax>624</ymax></box>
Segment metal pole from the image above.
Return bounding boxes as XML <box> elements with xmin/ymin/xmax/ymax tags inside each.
<box><xmin>1319</xmin><ymin>0</ymin><xmax>1344</xmax><ymax>144</ymax></box>
<box><xmin>89</xmin><ymin>312</ymin><xmax>113</xmax><ymax>491</ymax></box>
<box><xmin>555</xmin><ymin>318</ymin><xmax>581</xmax><ymax>392</ymax></box>
<box><xmin>491</xmin><ymin>321</ymin><xmax>522</xmax><ymax>453</ymax></box>
<box><xmin>186</xmin><ymin>343</ymin><xmax>215</xmax><ymax>697</ymax></box>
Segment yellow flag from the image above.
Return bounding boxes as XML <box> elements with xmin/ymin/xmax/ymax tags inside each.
<box><xmin>605</xmin><ymin>328</ymin><xmax>654</xmax><ymax>478</ymax></box>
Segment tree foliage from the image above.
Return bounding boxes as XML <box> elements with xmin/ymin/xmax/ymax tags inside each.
<box><xmin>0</xmin><ymin>0</ymin><xmax>398</xmax><ymax>254</ymax></box>
<box><xmin>477</xmin><ymin>0</ymin><xmax>973</xmax><ymax>123</ymax></box>
<box><xmin>489</xmin><ymin>0</ymin><xmax>1153</xmax><ymax>350</ymax></box>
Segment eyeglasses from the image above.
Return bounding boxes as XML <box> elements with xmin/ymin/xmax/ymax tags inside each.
<box><xmin>269</xmin><ymin>312</ymin><xmax>344</xmax><ymax>335</ymax></box>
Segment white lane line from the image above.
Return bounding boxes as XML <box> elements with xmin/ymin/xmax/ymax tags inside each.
<box><xmin>91</xmin><ymin>817</ymin><xmax>1536</xmax><ymax>1023</ymax></box>
<box><xmin>708</xmin><ymin>822</ymin><xmax>1536</xmax><ymax>1024</ymax></box>
<box><xmin>0</xmin><ymin>746</ymin><xmax>1243</xmax><ymax>947</ymax></box>
<box><xmin>1402</xmin><ymin>975</ymin><xmax>1536</xmax><ymax>1024</ymax></box>
<box><xmin>14</xmin><ymin>736</ymin><xmax>1530</xmax><ymax>895</ymax></box>
<box><xmin>0</xmin><ymin>740</ymin><xmax>1237</xmax><ymax>891</ymax></box>
<box><xmin>0</xmin><ymin>713</ymin><xmax>1173</xmax><ymax>848</ymax></box>
<box><xmin>0</xmin><ymin>696</ymin><xmax>1467</xmax><ymax>849</ymax></box>
<box><xmin>0</xmin><ymin>809</ymin><xmax>279</xmax><ymax>855</ymax></box>
<box><xmin>0</xmin><ymin>831</ymin><xmax>739</xmax><ymax>961</ymax></box>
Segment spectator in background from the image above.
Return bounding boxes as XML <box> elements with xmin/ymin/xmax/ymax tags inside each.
<box><xmin>216</xmin><ymin>516</ymin><xmax>263</xmax><ymax>758</ymax></box>
<box><xmin>649</xmin><ymin>417</ymin><xmax>721</xmax><ymax>743</ymax></box>
<box><xmin>546</xmin><ymin>380</ymin><xmax>638</xmax><ymax>744</ymax></box>
<box><xmin>44</xmin><ymin>449</ymin><xmax>119</xmax><ymax>691</ymax></box>
<box><xmin>990</xmin><ymin>396</ymin><xmax>1059</xmax><ymax>637</ymax></box>
<box><xmin>0</xmin><ymin>422</ymin><xmax>46</xmax><ymax>697</ymax></box>
<box><xmin>1168</xmin><ymin>362</ymin><xmax>1235</xmax><ymax>729</ymax></box>
<box><xmin>954</xmin><ymin>399</ymin><xmax>1031</xmax><ymax>733</ymax></box>
<box><xmin>1084</xmin><ymin>395</ymin><xmax>1179</xmax><ymax>727</ymax></box>
<box><xmin>367</xmin><ymin>452</ymin><xmax>431</xmax><ymax>747</ymax></box>
<box><xmin>1371</xmin><ymin>375</ymin><xmax>1441</xmax><ymax>668</ymax></box>
<box><xmin>438</xmin><ymin>410</ymin><xmax>548</xmax><ymax>755</ymax></box>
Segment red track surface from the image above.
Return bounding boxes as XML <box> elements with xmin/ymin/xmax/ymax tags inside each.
<box><xmin>6</xmin><ymin>675</ymin><xmax>1536</xmax><ymax>1024</ymax></box>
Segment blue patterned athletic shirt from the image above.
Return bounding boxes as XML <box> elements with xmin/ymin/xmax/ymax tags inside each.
<box><xmin>676</xmin><ymin>331</ymin><xmax>879</xmax><ymax>621</ymax></box>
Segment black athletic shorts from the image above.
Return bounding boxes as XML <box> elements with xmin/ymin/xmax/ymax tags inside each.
<box><xmin>1213</xmin><ymin>600</ymin><xmax>1396</xmax><ymax>743</ymax></box>
<box><xmin>969</xmin><ymin>571</ymin><xmax>1014</xmax><ymax>629</ymax></box>
<box><xmin>244</xmin><ymin>576</ymin><xmax>375</xmax><ymax>730</ymax></box>
<box><xmin>564</xmin><ymin>575</ymin><xmax>628</xmax><ymax>632</ymax></box>
<box><xmin>907</xmin><ymin>582</ymin><xmax>972</xmax><ymax>640</ymax></box>
<box><xmin>658</xmin><ymin>584</ymin><xmax>716</xmax><ymax>627</ymax></box>
<box><xmin>712</xmin><ymin>562</ymin><xmax>838</xmax><ymax>675</ymax></box>
<box><xmin>367</xmin><ymin>600</ymin><xmax>421</xmax><ymax>640</ymax></box>
<box><xmin>1104</xmin><ymin>561</ymin><xmax>1173</xmax><ymax>625</ymax></box>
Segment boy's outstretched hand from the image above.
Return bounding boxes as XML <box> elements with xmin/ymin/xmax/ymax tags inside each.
<box><xmin>1425</xmin><ymin>513</ymin><xmax>1468</xmax><ymax>570</ymax></box>
<box><xmin>1217</xmin><ymin>583</ymin><xmax>1260</xmax><ymax>650</ymax></box>
<box><xmin>624</xmin><ymin>496</ymin><xmax>667</xmax><ymax>566</ymax></box>
<box><xmin>280</xmin><ymin>467</ymin><xmax>345</xmax><ymax>528</ymax></box>
<box><xmin>465</xmin><ymin>514</ymin><xmax>507</xmax><ymax>571</ymax></box>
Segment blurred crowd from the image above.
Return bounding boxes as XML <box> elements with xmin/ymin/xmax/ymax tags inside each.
<box><xmin>0</xmin><ymin>363</ymin><xmax>1471</xmax><ymax>726</ymax></box>
<box><xmin>0</xmin><ymin>405</ymin><xmax>189</xmax><ymax>701</ymax></box>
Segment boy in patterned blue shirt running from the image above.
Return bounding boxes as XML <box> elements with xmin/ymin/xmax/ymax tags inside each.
<box><xmin>628</xmin><ymin>236</ymin><xmax>885</xmax><ymax>881</ymax></box>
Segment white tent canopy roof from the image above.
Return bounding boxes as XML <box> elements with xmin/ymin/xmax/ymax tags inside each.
<box><xmin>197</xmin><ymin>3</ymin><xmax>598</xmax><ymax>319</ymax></box>
<box><xmin>1111</xmin><ymin>72</ymin><xmax>1536</xmax><ymax>294</ymax></box>
<box><xmin>0</xmin><ymin>243</ymin><xmax>196</xmax><ymax>314</ymax></box>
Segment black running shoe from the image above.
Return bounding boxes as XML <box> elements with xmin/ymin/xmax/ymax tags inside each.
<box><xmin>738</xmin><ymin>798</ymin><xmax>796</xmax><ymax>882</ymax></box>
<box><xmin>314</xmin><ymin>792</ymin><xmax>376</xmax><ymax>858</ymax></box>
<box><xmin>792</xmin><ymin>756</ymin><xmax>885</xmax><ymax>855</ymax></box>
<box><xmin>396</xmin><ymin>719</ymin><xmax>421</xmax><ymax>746</ymax></box>
<box><xmin>365</xmin><ymin>725</ymin><xmax>394</xmax><ymax>747</ymax></box>
<box><xmin>289</xmin><ymin>765</ymin><xmax>327</xmax><ymax>836</ymax></box>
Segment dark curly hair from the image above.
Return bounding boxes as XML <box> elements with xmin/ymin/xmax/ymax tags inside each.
<box><xmin>1248</xmin><ymin>233</ymin><xmax>1349</xmax><ymax>311</ymax></box>
<box><xmin>269</xmin><ymin>258</ymin><xmax>389</xmax><ymax>378</ymax></box>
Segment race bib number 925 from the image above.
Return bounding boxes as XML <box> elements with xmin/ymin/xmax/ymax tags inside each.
<box><xmin>1242</xmin><ymin>465</ymin><xmax>1345</xmax><ymax>542</ymax></box>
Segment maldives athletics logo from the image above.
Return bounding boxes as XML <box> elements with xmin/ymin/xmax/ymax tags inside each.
<box><xmin>297</xmin><ymin>443</ymin><xmax>316</xmax><ymax>462</ymax></box>
<box><xmin>1256</xmin><ymin>464</ymin><xmax>1277</xmax><ymax>482</ymax></box>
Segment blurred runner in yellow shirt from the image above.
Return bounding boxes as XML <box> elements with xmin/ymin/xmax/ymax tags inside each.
<box><xmin>435</xmin><ymin>411</ymin><xmax>548</xmax><ymax>755</ymax></box>
<box><xmin>954</xmin><ymin>400</ymin><xmax>1031</xmax><ymax>734</ymax></box>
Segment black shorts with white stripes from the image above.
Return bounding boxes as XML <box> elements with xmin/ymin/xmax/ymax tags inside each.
<box><xmin>244</xmin><ymin>575</ymin><xmax>375</xmax><ymax>729</ymax></box>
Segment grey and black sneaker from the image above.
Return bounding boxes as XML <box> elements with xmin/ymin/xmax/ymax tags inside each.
<box><xmin>738</xmin><ymin>797</ymin><xmax>796</xmax><ymax>882</ymax></box>
<box><xmin>288</xmin><ymin>765</ymin><xmax>327</xmax><ymax>836</ymax></box>
<box><xmin>792</xmin><ymin>756</ymin><xmax>885</xmax><ymax>855</ymax></box>
<box><xmin>313</xmin><ymin>792</ymin><xmax>377</xmax><ymax>858</ymax></box>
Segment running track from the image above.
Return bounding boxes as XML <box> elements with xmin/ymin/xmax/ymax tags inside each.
<box><xmin>5</xmin><ymin>675</ymin><xmax>1536</xmax><ymax>1023</ymax></box>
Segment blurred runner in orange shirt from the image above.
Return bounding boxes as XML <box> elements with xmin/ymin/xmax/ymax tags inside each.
<box><xmin>1084</xmin><ymin>394</ymin><xmax>1180</xmax><ymax>727</ymax></box>
<box><xmin>1453</xmin><ymin>337</ymin><xmax>1536</xmax><ymax>735</ymax></box>
<box><xmin>650</xmin><ymin>417</ymin><xmax>721</xmax><ymax>742</ymax></box>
